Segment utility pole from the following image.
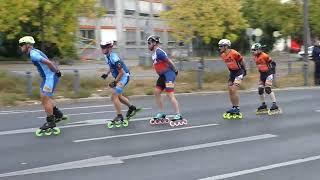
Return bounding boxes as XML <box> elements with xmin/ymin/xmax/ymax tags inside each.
<box><xmin>303</xmin><ymin>0</ymin><xmax>310</xmax><ymax>86</ymax></box>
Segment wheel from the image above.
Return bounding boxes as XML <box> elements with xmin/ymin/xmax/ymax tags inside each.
<box><xmin>238</xmin><ymin>113</ymin><xmax>243</xmax><ymax>119</ymax></box>
<box><xmin>44</xmin><ymin>129</ymin><xmax>53</xmax><ymax>136</ymax></box>
<box><xmin>115</xmin><ymin>121</ymin><xmax>122</xmax><ymax>128</ymax></box>
<box><xmin>225</xmin><ymin>113</ymin><xmax>232</xmax><ymax>119</ymax></box>
<box><xmin>232</xmin><ymin>114</ymin><xmax>238</xmax><ymax>119</ymax></box>
<box><xmin>149</xmin><ymin>119</ymin><xmax>155</xmax><ymax>125</ymax></box>
<box><xmin>52</xmin><ymin>127</ymin><xmax>61</xmax><ymax>135</ymax></box>
<box><xmin>122</xmin><ymin>120</ymin><xmax>129</xmax><ymax>127</ymax></box>
<box><xmin>35</xmin><ymin>129</ymin><xmax>44</xmax><ymax>137</ymax></box>
<box><xmin>169</xmin><ymin>121</ymin><xmax>176</xmax><ymax>127</ymax></box>
<box><xmin>223</xmin><ymin>113</ymin><xmax>228</xmax><ymax>119</ymax></box>
<box><xmin>107</xmin><ymin>121</ymin><xmax>114</xmax><ymax>129</ymax></box>
<box><xmin>182</xmin><ymin>119</ymin><xmax>188</xmax><ymax>125</ymax></box>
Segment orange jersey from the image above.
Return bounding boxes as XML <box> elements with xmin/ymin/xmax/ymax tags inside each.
<box><xmin>253</xmin><ymin>52</ymin><xmax>272</xmax><ymax>72</ymax></box>
<box><xmin>220</xmin><ymin>49</ymin><xmax>243</xmax><ymax>71</ymax></box>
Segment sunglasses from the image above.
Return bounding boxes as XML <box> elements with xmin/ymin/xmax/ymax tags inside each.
<box><xmin>147</xmin><ymin>41</ymin><xmax>152</xmax><ymax>45</ymax></box>
<box><xmin>251</xmin><ymin>49</ymin><xmax>258</xmax><ymax>51</ymax></box>
<box><xmin>218</xmin><ymin>45</ymin><xmax>225</xmax><ymax>48</ymax></box>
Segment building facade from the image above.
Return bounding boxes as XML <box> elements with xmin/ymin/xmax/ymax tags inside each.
<box><xmin>78</xmin><ymin>0</ymin><xmax>178</xmax><ymax>60</ymax></box>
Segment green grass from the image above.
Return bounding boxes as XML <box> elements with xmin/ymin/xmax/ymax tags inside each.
<box><xmin>0</xmin><ymin>69</ymin><xmax>316</xmax><ymax>106</ymax></box>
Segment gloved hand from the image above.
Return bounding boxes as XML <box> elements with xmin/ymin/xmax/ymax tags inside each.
<box><xmin>174</xmin><ymin>69</ymin><xmax>178</xmax><ymax>76</ymax></box>
<box><xmin>109</xmin><ymin>81</ymin><xmax>117</xmax><ymax>88</ymax></box>
<box><xmin>243</xmin><ymin>69</ymin><xmax>247</xmax><ymax>77</ymax></box>
<box><xmin>55</xmin><ymin>70</ymin><xmax>61</xmax><ymax>78</ymax></box>
<box><xmin>101</xmin><ymin>73</ymin><xmax>108</xmax><ymax>79</ymax></box>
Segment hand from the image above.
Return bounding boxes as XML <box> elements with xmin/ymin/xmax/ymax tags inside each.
<box><xmin>101</xmin><ymin>73</ymin><xmax>108</xmax><ymax>79</ymax></box>
<box><xmin>55</xmin><ymin>70</ymin><xmax>61</xmax><ymax>78</ymax></box>
<box><xmin>243</xmin><ymin>69</ymin><xmax>247</xmax><ymax>77</ymax></box>
<box><xmin>174</xmin><ymin>70</ymin><xmax>178</xmax><ymax>76</ymax></box>
<box><xmin>109</xmin><ymin>81</ymin><xmax>117</xmax><ymax>88</ymax></box>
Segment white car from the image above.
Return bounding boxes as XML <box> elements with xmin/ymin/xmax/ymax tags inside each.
<box><xmin>298</xmin><ymin>46</ymin><xmax>314</xmax><ymax>60</ymax></box>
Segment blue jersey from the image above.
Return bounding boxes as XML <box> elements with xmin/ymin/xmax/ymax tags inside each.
<box><xmin>105</xmin><ymin>52</ymin><xmax>130</xmax><ymax>78</ymax></box>
<box><xmin>29</xmin><ymin>48</ymin><xmax>55</xmax><ymax>79</ymax></box>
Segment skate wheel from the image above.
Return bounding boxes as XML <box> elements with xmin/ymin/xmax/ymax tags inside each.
<box><xmin>222</xmin><ymin>113</ymin><xmax>228</xmax><ymax>119</ymax></box>
<box><xmin>35</xmin><ymin>129</ymin><xmax>44</xmax><ymax>137</ymax></box>
<box><xmin>107</xmin><ymin>121</ymin><xmax>114</xmax><ymax>129</ymax></box>
<box><xmin>164</xmin><ymin>118</ymin><xmax>170</xmax><ymax>124</ymax></box>
<box><xmin>53</xmin><ymin>127</ymin><xmax>61</xmax><ymax>135</ymax></box>
<box><xmin>122</xmin><ymin>120</ymin><xmax>129</xmax><ymax>127</ymax></box>
<box><xmin>225</xmin><ymin>113</ymin><xmax>232</xmax><ymax>119</ymax></box>
<box><xmin>169</xmin><ymin>121</ymin><xmax>175</xmax><ymax>127</ymax></box>
<box><xmin>44</xmin><ymin>129</ymin><xmax>53</xmax><ymax>136</ymax></box>
<box><xmin>149</xmin><ymin>119</ymin><xmax>155</xmax><ymax>125</ymax></box>
<box><xmin>182</xmin><ymin>119</ymin><xmax>188</xmax><ymax>125</ymax></box>
<box><xmin>238</xmin><ymin>113</ymin><xmax>243</xmax><ymax>119</ymax></box>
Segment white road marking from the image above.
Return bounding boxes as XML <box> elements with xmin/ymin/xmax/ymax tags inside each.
<box><xmin>36</xmin><ymin>108</ymin><xmax>152</xmax><ymax>118</ymax></box>
<box><xmin>315</xmin><ymin>110</ymin><xmax>320</xmax><ymax>112</ymax></box>
<box><xmin>199</xmin><ymin>155</ymin><xmax>320</xmax><ymax>180</ymax></box>
<box><xmin>0</xmin><ymin>156</ymin><xmax>122</xmax><ymax>178</ymax></box>
<box><xmin>0</xmin><ymin>104</ymin><xmax>113</xmax><ymax>115</ymax></box>
<box><xmin>118</xmin><ymin>134</ymin><xmax>277</xmax><ymax>160</ymax></box>
<box><xmin>0</xmin><ymin>117</ymin><xmax>151</xmax><ymax>136</ymax></box>
<box><xmin>0</xmin><ymin>134</ymin><xmax>276</xmax><ymax>178</ymax></box>
<box><xmin>73</xmin><ymin>123</ymin><xmax>219</xmax><ymax>142</ymax></box>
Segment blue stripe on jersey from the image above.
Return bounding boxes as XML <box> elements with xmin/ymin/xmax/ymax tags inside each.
<box><xmin>29</xmin><ymin>48</ymin><xmax>54</xmax><ymax>79</ymax></box>
<box><xmin>105</xmin><ymin>52</ymin><xmax>130</xmax><ymax>78</ymax></box>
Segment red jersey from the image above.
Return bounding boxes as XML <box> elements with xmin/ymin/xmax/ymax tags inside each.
<box><xmin>220</xmin><ymin>49</ymin><xmax>243</xmax><ymax>71</ymax></box>
<box><xmin>253</xmin><ymin>52</ymin><xmax>272</xmax><ymax>72</ymax></box>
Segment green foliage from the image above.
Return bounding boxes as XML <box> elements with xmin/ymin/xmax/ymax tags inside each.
<box><xmin>0</xmin><ymin>0</ymin><xmax>104</xmax><ymax>58</ymax></box>
<box><xmin>161</xmin><ymin>0</ymin><xmax>248</xmax><ymax>44</ymax></box>
<box><xmin>310</xmin><ymin>0</ymin><xmax>320</xmax><ymax>37</ymax></box>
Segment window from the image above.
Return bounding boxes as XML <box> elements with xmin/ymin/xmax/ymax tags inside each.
<box><xmin>152</xmin><ymin>3</ymin><xmax>163</xmax><ymax>16</ymax></box>
<box><xmin>124</xmin><ymin>0</ymin><xmax>136</xmax><ymax>15</ymax></box>
<box><xmin>101</xmin><ymin>0</ymin><xmax>116</xmax><ymax>14</ymax></box>
<box><xmin>79</xmin><ymin>30</ymin><xmax>95</xmax><ymax>46</ymax></box>
<box><xmin>125</xmin><ymin>30</ymin><xmax>136</xmax><ymax>45</ymax></box>
<box><xmin>139</xmin><ymin>1</ymin><xmax>150</xmax><ymax>16</ymax></box>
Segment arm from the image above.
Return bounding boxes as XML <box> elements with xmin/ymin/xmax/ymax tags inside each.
<box><xmin>167</xmin><ymin>58</ymin><xmax>178</xmax><ymax>74</ymax></box>
<box><xmin>42</xmin><ymin>59</ymin><xmax>59</xmax><ymax>73</ymax></box>
<box><xmin>101</xmin><ymin>69</ymin><xmax>111</xmax><ymax>79</ymax></box>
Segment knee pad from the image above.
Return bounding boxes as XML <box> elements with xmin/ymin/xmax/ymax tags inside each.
<box><xmin>265</xmin><ymin>87</ymin><xmax>272</xmax><ymax>94</ymax></box>
<box><xmin>258</xmin><ymin>87</ymin><xmax>264</xmax><ymax>95</ymax></box>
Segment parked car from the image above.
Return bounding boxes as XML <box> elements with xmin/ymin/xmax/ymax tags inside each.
<box><xmin>298</xmin><ymin>46</ymin><xmax>314</xmax><ymax>60</ymax></box>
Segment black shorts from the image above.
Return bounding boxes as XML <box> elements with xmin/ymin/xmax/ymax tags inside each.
<box><xmin>229</xmin><ymin>69</ymin><xmax>244</xmax><ymax>83</ymax></box>
<box><xmin>260</xmin><ymin>71</ymin><xmax>272</xmax><ymax>83</ymax></box>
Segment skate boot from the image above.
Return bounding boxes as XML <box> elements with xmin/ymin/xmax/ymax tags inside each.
<box><xmin>150</xmin><ymin>113</ymin><xmax>169</xmax><ymax>125</ymax></box>
<box><xmin>107</xmin><ymin>114</ymin><xmax>128</xmax><ymax>128</ymax></box>
<box><xmin>223</xmin><ymin>107</ymin><xmax>243</xmax><ymax>120</ymax></box>
<box><xmin>35</xmin><ymin>115</ymin><xmax>61</xmax><ymax>136</ymax></box>
<box><xmin>125</xmin><ymin>105</ymin><xmax>142</xmax><ymax>120</ymax></box>
<box><xmin>53</xmin><ymin>106</ymin><xmax>69</xmax><ymax>123</ymax></box>
<box><xmin>169</xmin><ymin>114</ymin><xmax>188</xmax><ymax>127</ymax></box>
<box><xmin>256</xmin><ymin>103</ymin><xmax>268</xmax><ymax>115</ymax></box>
<box><xmin>268</xmin><ymin>103</ymin><xmax>281</xmax><ymax>115</ymax></box>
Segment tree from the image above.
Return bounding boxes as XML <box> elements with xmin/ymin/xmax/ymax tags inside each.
<box><xmin>310</xmin><ymin>0</ymin><xmax>320</xmax><ymax>38</ymax></box>
<box><xmin>161</xmin><ymin>0</ymin><xmax>248</xmax><ymax>44</ymax></box>
<box><xmin>0</xmin><ymin>0</ymin><xmax>103</xmax><ymax>58</ymax></box>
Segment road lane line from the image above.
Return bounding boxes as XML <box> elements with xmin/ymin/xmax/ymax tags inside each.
<box><xmin>0</xmin><ymin>104</ymin><xmax>114</xmax><ymax>115</ymax></box>
<box><xmin>0</xmin><ymin>134</ymin><xmax>276</xmax><ymax>178</ymax></box>
<box><xmin>73</xmin><ymin>123</ymin><xmax>220</xmax><ymax>142</ymax></box>
<box><xmin>199</xmin><ymin>155</ymin><xmax>320</xmax><ymax>180</ymax></box>
<box><xmin>36</xmin><ymin>108</ymin><xmax>152</xmax><ymax>118</ymax></box>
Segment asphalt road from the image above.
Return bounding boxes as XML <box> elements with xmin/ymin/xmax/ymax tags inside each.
<box><xmin>0</xmin><ymin>88</ymin><xmax>319</xmax><ymax>180</ymax></box>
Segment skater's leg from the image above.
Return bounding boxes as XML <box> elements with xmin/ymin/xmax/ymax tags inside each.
<box><xmin>41</xmin><ymin>93</ymin><xmax>54</xmax><ymax>116</ymax></box>
<box><xmin>166</xmin><ymin>91</ymin><xmax>180</xmax><ymax>114</ymax></box>
<box><xmin>154</xmin><ymin>87</ymin><xmax>164</xmax><ymax>112</ymax></box>
<box><xmin>111</xmin><ymin>90</ymin><xmax>122</xmax><ymax>115</ymax></box>
<box><xmin>229</xmin><ymin>85</ymin><xmax>240</xmax><ymax>107</ymax></box>
<box><xmin>119</xmin><ymin>94</ymin><xmax>131</xmax><ymax>107</ymax></box>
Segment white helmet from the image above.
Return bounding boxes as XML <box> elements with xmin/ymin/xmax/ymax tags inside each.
<box><xmin>218</xmin><ymin>39</ymin><xmax>231</xmax><ymax>47</ymax></box>
<box><xmin>100</xmin><ymin>40</ymin><xmax>113</xmax><ymax>48</ymax></box>
<box><xmin>19</xmin><ymin>36</ymin><xmax>35</xmax><ymax>45</ymax></box>
<box><xmin>147</xmin><ymin>35</ymin><xmax>160</xmax><ymax>43</ymax></box>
